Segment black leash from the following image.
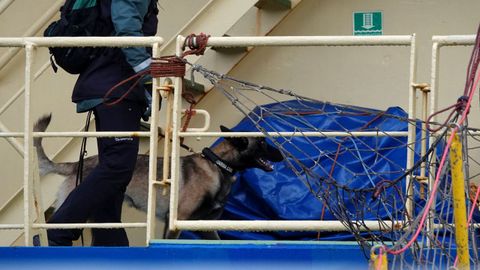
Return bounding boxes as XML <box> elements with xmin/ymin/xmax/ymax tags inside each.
<box><xmin>76</xmin><ymin>110</ymin><xmax>92</xmax><ymax>246</ymax></box>
<box><xmin>76</xmin><ymin>110</ymin><xmax>92</xmax><ymax>186</ymax></box>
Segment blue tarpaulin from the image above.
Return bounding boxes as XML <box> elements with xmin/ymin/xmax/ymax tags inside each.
<box><xmin>217</xmin><ymin>100</ymin><xmax>417</xmax><ymax>240</ymax></box>
<box><xmin>182</xmin><ymin>100</ymin><xmax>454</xmax><ymax>241</ymax></box>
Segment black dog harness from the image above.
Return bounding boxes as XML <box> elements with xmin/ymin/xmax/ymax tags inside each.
<box><xmin>201</xmin><ymin>147</ymin><xmax>236</xmax><ymax>175</ymax></box>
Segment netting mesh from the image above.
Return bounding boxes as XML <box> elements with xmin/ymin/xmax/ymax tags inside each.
<box><xmin>184</xmin><ymin>48</ymin><xmax>480</xmax><ymax>268</ymax></box>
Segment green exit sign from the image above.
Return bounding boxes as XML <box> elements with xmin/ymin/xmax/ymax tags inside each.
<box><xmin>353</xmin><ymin>11</ymin><xmax>383</xmax><ymax>36</ymax></box>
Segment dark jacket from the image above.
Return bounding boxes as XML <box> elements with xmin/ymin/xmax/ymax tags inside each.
<box><xmin>71</xmin><ymin>0</ymin><xmax>158</xmax><ymax>104</ymax></box>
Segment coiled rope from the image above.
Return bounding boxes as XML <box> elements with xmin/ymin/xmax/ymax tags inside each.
<box><xmin>103</xmin><ymin>33</ymin><xmax>210</xmax><ymax>105</ymax></box>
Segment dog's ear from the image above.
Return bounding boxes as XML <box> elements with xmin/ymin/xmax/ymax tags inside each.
<box><xmin>220</xmin><ymin>125</ymin><xmax>248</xmax><ymax>151</ymax></box>
<box><xmin>220</xmin><ymin>125</ymin><xmax>231</xmax><ymax>133</ymax></box>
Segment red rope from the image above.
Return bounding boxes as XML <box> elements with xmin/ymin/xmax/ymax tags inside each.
<box><xmin>182</xmin><ymin>33</ymin><xmax>210</xmax><ymax>58</ymax></box>
<box><xmin>425</xmin><ymin>96</ymin><xmax>469</xmax><ymax>133</ymax></box>
<box><xmin>150</xmin><ymin>56</ymin><xmax>186</xmax><ymax>78</ymax></box>
<box><xmin>179</xmin><ymin>92</ymin><xmax>198</xmax><ymax>146</ymax></box>
<box><xmin>103</xmin><ymin>69</ymin><xmax>149</xmax><ymax>106</ymax></box>
<box><xmin>103</xmin><ymin>33</ymin><xmax>210</xmax><ymax>106</ymax></box>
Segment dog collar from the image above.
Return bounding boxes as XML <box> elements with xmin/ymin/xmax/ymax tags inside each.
<box><xmin>201</xmin><ymin>148</ymin><xmax>236</xmax><ymax>175</ymax></box>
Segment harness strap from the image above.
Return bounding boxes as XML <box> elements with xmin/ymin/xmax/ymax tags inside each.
<box><xmin>201</xmin><ymin>147</ymin><xmax>236</xmax><ymax>175</ymax></box>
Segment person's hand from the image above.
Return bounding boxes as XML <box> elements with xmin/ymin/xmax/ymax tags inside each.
<box><xmin>142</xmin><ymin>91</ymin><xmax>152</xmax><ymax>121</ymax></box>
<box><xmin>140</xmin><ymin>74</ymin><xmax>162</xmax><ymax>121</ymax></box>
<box><xmin>139</xmin><ymin>73</ymin><xmax>152</xmax><ymax>87</ymax></box>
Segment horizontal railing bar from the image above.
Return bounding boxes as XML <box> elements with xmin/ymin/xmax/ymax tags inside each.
<box><xmin>175</xmin><ymin>220</ymin><xmax>402</xmax><ymax>231</ymax></box>
<box><xmin>432</xmin><ymin>35</ymin><xmax>476</xmax><ymax>46</ymax></box>
<box><xmin>175</xmin><ymin>220</ymin><xmax>480</xmax><ymax>232</ymax></box>
<box><xmin>0</xmin><ymin>36</ymin><xmax>164</xmax><ymax>48</ymax></box>
<box><xmin>0</xmin><ymin>131</ymin><xmax>151</xmax><ymax>138</ymax></box>
<box><xmin>0</xmin><ymin>224</ymin><xmax>23</xmax><ymax>230</ymax></box>
<box><xmin>0</xmin><ymin>131</ymin><xmax>412</xmax><ymax>139</ymax></box>
<box><xmin>3</xmin><ymin>221</ymin><xmax>479</xmax><ymax>231</ymax></box>
<box><xmin>179</xmin><ymin>131</ymin><xmax>409</xmax><ymax>137</ymax></box>
<box><xmin>32</xmin><ymin>223</ymin><xmax>147</xmax><ymax>229</ymax></box>
<box><xmin>207</xmin><ymin>35</ymin><xmax>414</xmax><ymax>47</ymax></box>
<box><xmin>0</xmin><ymin>36</ymin><xmax>414</xmax><ymax>49</ymax></box>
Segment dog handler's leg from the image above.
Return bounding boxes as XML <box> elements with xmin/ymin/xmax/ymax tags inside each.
<box><xmin>47</xmin><ymin>101</ymin><xmax>142</xmax><ymax>246</ymax></box>
<box><xmin>90</xmin><ymin>192</ymin><xmax>129</xmax><ymax>246</ymax></box>
<box><xmin>89</xmin><ymin>101</ymin><xmax>142</xmax><ymax>246</ymax></box>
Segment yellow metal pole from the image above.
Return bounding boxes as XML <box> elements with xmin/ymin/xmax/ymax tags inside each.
<box><xmin>450</xmin><ymin>133</ymin><xmax>470</xmax><ymax>270</ymax></box>
<box><xmin>369</xmin><ymin>246</ymin><xmax>387</xmax><ymax>270</ymax></box>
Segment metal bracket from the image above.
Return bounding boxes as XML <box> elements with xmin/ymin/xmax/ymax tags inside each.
<box><xmin>412</xmin><ymin>83</ymin><xmax>431</xmax><ymax>93</ymax></box>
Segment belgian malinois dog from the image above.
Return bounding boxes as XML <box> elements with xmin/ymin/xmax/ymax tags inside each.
<box><xmin>34</xmin><ymin>115</ymin><xmax>284</xmax><ymax>239</ymax></box>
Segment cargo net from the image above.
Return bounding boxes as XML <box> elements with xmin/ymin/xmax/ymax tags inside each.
<box><xmin>184</xmin><ymin>29</ymin><xmax>480</xmax><ymax>269</ymax></box>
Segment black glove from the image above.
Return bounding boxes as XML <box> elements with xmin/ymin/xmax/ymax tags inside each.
<box><xmin>140</xmin><ymin>74</ymin><xmax>162</xmax><ymax>121</ymax></box>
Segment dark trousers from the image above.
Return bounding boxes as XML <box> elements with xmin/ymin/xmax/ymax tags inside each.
<box><xmin>47</xmin><ymin>100</ymin><xmax>143</xmax><ymax>246</ymax></box>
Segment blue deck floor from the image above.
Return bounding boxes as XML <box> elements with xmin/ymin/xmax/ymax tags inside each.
<box><xmin>0</xmin><ymin>240</ymin><xmax>368</xmax><ymax>270</ymax></box>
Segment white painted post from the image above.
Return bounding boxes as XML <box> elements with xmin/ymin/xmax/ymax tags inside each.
<box><xmin>146</xmin><ymin>42</ymin><xmax>162</xmax><ymax>245</ymax></box>
<box><xmin>428</xmin><ymin>35</ymin><xmax>476</xmax><ymax>246</ymax></box>
<box><xmin>23</xmin><ymin>43</ymin><xmax>35</xmax><ymax>246</ymax></box>
<box><xmin>168</xmin><ymin>35</ymin><xmax>186</xmax><ymax>232</ymax></box>
<box><xmin>405</xmin><ymin>34</ymin><xmax>417</xmax><ymax>220</ymax></box>
<box><xmin>427</xmin><ymin>41</ymin><xmax>441</xmax><ymax>241</ymax></box>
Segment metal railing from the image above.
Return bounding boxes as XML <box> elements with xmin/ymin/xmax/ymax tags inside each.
<box><xmin>427</xmin><ymin>34</ymin><xmax>477</xmax><ymax>243</ymax></box>
<box><xmin>0</xmin><ymin>36</ymin><xmax>164</xmax><ymax>246</ymax></box>
<box><xmin>166</xmin><ymin>35</ymin><xmax>418</xmax><ymax>234</ymax></box>
<box><xmin>0</xmin><ymin>34</ymin><xmax>433</xmax><ymax>246</ymax></box>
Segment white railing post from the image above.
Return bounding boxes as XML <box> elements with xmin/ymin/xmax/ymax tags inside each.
<box><xmin>23</xmin><ymin>42</ymin><xmax>35</xmax><ymax>246</ymax></box>
<box><xmin>405</xmin><ymin>34</ymin><xmax>417</xmax><ymax>220</ymax></box>
<box><xmin>146</xmin><ymin>42</ymin><xmax>162</xmax><ymax>245</ymax></box>
<box><xmin>168</xmin><ymin>35</ymin><xmax>186</xmax><ymax>233</ymax></box>
<box><xmin>427</xmin><ymin>41</ymin><xmax>441</xmax><ymax>244</ymax></box>
<box><xmin>428</xmin><ymin>35</ymin><xmax>477</xmax><ymax>245</ymax></box>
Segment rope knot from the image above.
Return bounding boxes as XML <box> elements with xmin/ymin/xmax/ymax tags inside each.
<box><xmin>182</xmin><ymin>33</ymin><xmax>210</xmax><ymax>57</ymax></box>
<box><xmin>456</xmin><ymin>95</ymin><xmax>469</xmax><ymax>114</ymax></box>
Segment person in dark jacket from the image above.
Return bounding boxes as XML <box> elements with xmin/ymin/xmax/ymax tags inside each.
<box><xmin>46</xmin><ymin>0</ymin><xmax>158</xmax><ymax>246</ymax></box>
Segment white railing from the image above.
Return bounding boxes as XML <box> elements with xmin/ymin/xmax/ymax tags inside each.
<box><xmin>167</xmin><ymin>35</ymin><xmax>418</xmax><ymax>234</ymax></box>
<box><xmin>0</xmin><ymin>36</ymin><xmax>164</xmax><ymax>246</ymax></box>
<box><xmin>427</xmin><ymin>34</ymin><xmax>477</xmax><ymax>242</ymax></box>
<box><xmin>430</xmin><ymin>35</ymin><xmax>477</xmax><ymax>119</ymax></box>
<box><xmin>0</xmin><ymin>35</ymin><xmax>423</xmax><ymax>246</ymax></box>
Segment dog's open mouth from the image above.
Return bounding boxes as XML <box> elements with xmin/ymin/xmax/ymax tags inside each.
<box><xmin>256</xmin><ymin>157</ymin><xmax>274</xmax><ymax>171</ymax></box>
